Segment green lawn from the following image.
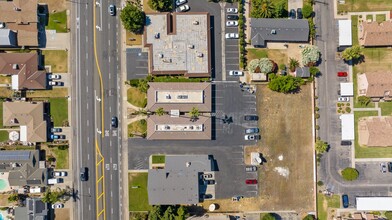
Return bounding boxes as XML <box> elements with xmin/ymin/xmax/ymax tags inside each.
<box><xmin>49</xmin><ymin>98</ymin><xmax>68</xmax><ymax>127</ymax></box>
<box><xmin>376</xmin><ymin>14</ymin><xmax>386</xmax><ymax>23</ymax></box>
<box><xmin>47</xmin><ymin>11</ymin><xmax>68</xmax><ymax>33</ymax></box>
<box><xmin>366</xmin><ymin>15</ymin><xmax>373</xmax><ymax>21</ymax></box>
<box><xmin>42</xmin><ymin>50</ymin><xmax>68</xmax><ymax>73</ymax></box>
<box><xmin>128</xmin><ymin>119</ymin><xmax>147</xmax><ymax>137</ymax></box>
<box><xmin>152</xmin><ymin>155</ymin><xmax>165</xmax><ymax>164</ymax></box>
<box><xmin>129</xmin><ymin>172</ymin><xmax>151</xmax><ymax>211</ymax></box>
<box><xmin>379</xmin><ymin>102</ymin><xmax>392</xmax><ymax>116</ymax></box>
<box><xmin>351</xmin><ymin>15</ymin><xmax>359</xmax><ymax>46</ymax></box>
<box><xmin>317</xmin><ymin>194</ymin><xmax>340</xmax><ymax>220</ymax></box>
<box><xmin>127</xmin><ymin>87</ymin><xmax>147</xmax><ymax>108</ymax></box>
<box><xmin>0</xmin><ymin>131</ymin><xmax>8</xmax><ymax>142</ymax></box>
<box><xmin>338</xmin><ymin>0</ymin><xmax>392</xmax><ymax>12</ymax></box>
<box><xmin>52</xmin><ymin>147</ymin><xmax>69</xmax><ymax>169</ymax></box>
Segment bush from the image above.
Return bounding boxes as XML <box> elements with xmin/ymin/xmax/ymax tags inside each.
<box><xmin>337</xmin><ymin>110</ymin><xmax>341</xmax><ymax>113</ymax></box>
<box><xmin>262</xmin><ymin>213</ymin><xmax>276</xmax><ymax>220</ymax></box>
<box><xmin>315</xmin><ymin>107</ymin><xmax>319</xmax><ymax>111</ymax></box>
<box><xmin>58</xmin><ymin>145</ymin><xmax>68</xmax><ymax>150</ymax></box>
<box><xmin>315</xmin><ymin>113</ymin><xmax>320</xmax><ymax>119</ymax></box>
<box><xmin>385</xmin><ymin>211</ymin><xmax>392</xmax><ymax>220</ymax></box>
<box><xmin>315</xmin><ymin>125</ymin><xmax>320</xmax><ymax>130</ymax></box>
<box><xmin>279</xmin><ymin>63</ymin><xmax>286</xmax><ymax>70</ymax></box>
<box><xmin>147</xmin><ymin>0</ymin><xmax>172</xmax><ymax>11</ymax></box>
<box><xmin>303</xmin><ymin>215</ymin><xmax>315</xmax><ymax>220</ymax></box>
<box><xmin>346</xmin><ymin>107</ymin><xmax>351</xmax><ymax>113</ymax></box>
<box><xmin>341</xmin><ymin>167</ymin><xmax>359</xmax><ymax>181</ymax></box>
<box><xmin>317</xmin><ymin>180</ymin><xmax>323</xmax><ymax>186</ymax></box>
<box><xmin>129</xmin><ymin>79</ymin><xmax>139</xmax><ymax>87</ymax></box>
<box><xmin>302</xmin><ymin>4</ymin><xmax>313</xmax><ymax>18</ymax></box>
<box><xmin>337</xmin><ymin>103</ymin><xmax>341</xmax><ymax>107</ymax></box>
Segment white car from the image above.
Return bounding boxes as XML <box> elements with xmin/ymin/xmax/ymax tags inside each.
<box><xmin>227</xmin><ymin>8</ymin><xmax>238</xmax><ymax>13</ymax></box>
<box><xmin>225</xmin><ymin>33</ymin><xmax>239</xmax><ymax>39</ymax></box>
<box><xmin>244</xmin><ymin>134</ymin><xmax>261</xmax><ymax>140</ymax></box>
<box><xmin>226</xmin><ymin>21</ymin><xmax>238</xmax><ymax>27</ymax></box>
<box><xmin>49</xmin><ymin>81</ymin><xmax>64</xmax><ymax>86</ymax></box>
<box><xmin>229</xmin><ymin>70</ymin><xmax>244</xmax><ymax>76</ymax></box>
<box><xmin>176</xmin><ymin>4</ymin><xmax>190</xmax><ymax>12</ymax></box>
<box><xmin>52</xmin><ymin>203</ymin><xmax>64</xmax><ymax>209</ymax></box>
<box><xmin>176</xmin><ymin>0</ymin><xmax>187</xmax><ymax>6</ymax></box>
<box><xmin>338</xmin><ymin>97</ymin><xmax>350</xmax><ymax>102</ymax></box>
<box><xmin>54</xmin><ymin>171</ymin><xmax>67</xmax><ymax>177</ymax></box>
<box><xmin>48</xmin><ymin>74</ymin><xmax>61</xmax><ymax>80</ymax></box>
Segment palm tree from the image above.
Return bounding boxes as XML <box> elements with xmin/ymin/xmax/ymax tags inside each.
<box><xmin>288</xmin><ymin>57</ymin><xmax>299</xmax><ymax>72</ymax></box>
<box><xmin>155</xmin><ymin>107</ymin><xmax>165</xmax><ymax>116</ymax></box>
<box><xmin>260</xmin><ymin>0</ymin><xmax>275</xmax><ymax>18</ymax></box>
<box><xmin>190</xmin><ymin>107</ymin><xmax>200</xmax><ymax>121</ymax></box>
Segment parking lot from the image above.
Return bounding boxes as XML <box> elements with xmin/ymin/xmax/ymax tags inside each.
<box><xmin>126</xmin><ymin>48</ymin><xmax>148</xmax><ymax>80</ymax></box>
<box><xmin>223</xmin><ymin>3</ymin><xmax>240</xmax><ymax>81</ymax></box>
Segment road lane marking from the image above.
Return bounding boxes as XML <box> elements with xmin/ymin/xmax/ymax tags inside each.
<box><xmin>87</xmin><ymin>86</ymin><xmax>88</xmax><ymax>92</ymax></box>
<box><xmin>87</xmin><ymin>120</ymin><xmax>89</xmax><ymax>126</ymax></box>
<box><xmin>88</xmin><ymin>154</ymin><xmax>90</xmax><ymax>160</ymax></box>
<box><xmin>89</xmin><ymin>204</ymin><xmax>91</xmax><ymax>211</ymax></box>
<box><xmin>87</xmin><ymin>103</ymin><xmax>89</xmax><ymax>110</ymax></box>
<box><xmin>86</xmin><ymin>53</ymin><xmax>88</xmax><ymax>59</ymax></box>
<box><xmin>108</xmin><ymin>40</ymin><xmax>110</xmax><ymax>46</ymax></box>
<box><xmin>86</xmin><ymin>36</ymin><xmax>88</xmax><ymax>43</ymax></box>
<box><xmin>87</xmin><ymin>137</ymin><xmax>89</xmax><ymax>143</ymax></box>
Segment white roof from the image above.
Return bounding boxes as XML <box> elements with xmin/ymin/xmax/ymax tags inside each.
<box><xmin>340</xmin><ymin>82</ymin><xmax>354</xmax><ymax>96</ymax></box>
<box><xmin>20</xmin><ymin>125</ymin><xmax>27</xmax><ymax>142</ymax></box>
<box><xmin>340</xmin><ymin>114</ymin><xmax>354</xmax><ymax>140</ymax></box>
<box><xmin>11</xmin><ymin>75</ymin><xmax>18</xmax><ymax>90</ymax></box>
<box><xmin>338</xmin><ymin>20</ymin><xmax>352</xmax><ymax>46</ymax></box>
<box><xmin>356</xmin><ymin>197</ymin><xmax>392</xmax><ymax>210</ymax></box>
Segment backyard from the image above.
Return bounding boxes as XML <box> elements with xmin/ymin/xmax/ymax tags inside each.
<box><xmin>49</xmin><ymin>98</ymin><xmax>68</xmax><ymax>127</ymax></box>
<box><xmin>129</xmin><ymin>172</ymin><xmax>151</xmax><ymax>211</ymax></box>
<box><xmin>47</xmin><ymin>10</ymin><xmax>68</xmax><ymax>33</ymax></box>
<box><xmin>127</xmin><ymin>87</ymin><xmax>147</xmax><ymax>108</ymax></box>
<box><xmin>247</xmin><ymin>48</ymin><xmax>288</xmax><ymax>68</ymax></box>
<box><xmin>42</xmin><ymin>50</ymin><xmax>68</xmax><ymax>73</ymax></box>
<box><xmin>338</xmin><ymin>0</ymin><xmax>392</xmax><ymax>12</ymax></box>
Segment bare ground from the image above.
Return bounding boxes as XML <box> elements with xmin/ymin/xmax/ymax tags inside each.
<box><xmin>55</xmin><ymin>208</ymin><xmax>70</xmax><ymax>220</ymax></box>
<box><xmin>38</xmin><ymin>0</ymin><xmax>67</xmax><ymax>12</ymax></box>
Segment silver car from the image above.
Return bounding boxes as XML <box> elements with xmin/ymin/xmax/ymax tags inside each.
<box><xmin>229</xmin><ymin>70</ymin><xmax>244</xmax><ymax>76</ymax></box>
<box><xmin>226</xmin><ymin>21</ymin><xmax>238</xmax><ymax>27</ymax></box>
<box><xmin>338</xmin><ymin>97</ymin><xmax>350</xmax><ymax>102</ymax></box>
<box><xmin>245</xmin><ymin>128</ymin><xmax>259</xmax><ymax>134</ymax></box>
<box><xmin>176</xmin><ymin>4</ymin><xmax>190</xmax><ymax>12</ymax></box>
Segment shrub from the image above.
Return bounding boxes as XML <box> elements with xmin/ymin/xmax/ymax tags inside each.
<box><xmin>317</xmin><ymin>180</ymin><xmax>323</xmax><ymax>186</ymax></box>
<box><xmin>315</xmin><ymin>125</ymin><xmax>320</xmax><ymax>130</ymax></box>
<box><xmin>341</xmin><ymin>167</ymin><xmax>359</xmax><ymax>181</ymax></box>
<box><xmin>303</xmin><ymin>215</ymin><xmax>315</xmax><ymax>220</ymax></box>
<box><xmin>337</xmin><ymin>103</ymin><xmax>341</xmax><ymax>107</ymax></box>
<box><xmin>337</xmin><ymin>110</ymin><xmax>341</xmax><ymax>113</ymax></box>
<box><xmin>58</xmin><ymin>145</ymin><xmax>68</xmax><ymax>150</ymax></box>
<box><xmin>315</xmin><ymin>107</ymin><xmax>319</xmax><ymax>111</ymax></box>
<box><xmin>385</xmin><ymin>211</ymin><xmax>392</xmax><ymax>220</ymax></box>
<box><xmin>262</xmin><ymin>213</ymin><xmax>276</xmax><ymax>220</ymax></box>
<box><xmin>315</xmin><ymin>113</ymin><xmax>320</xmax><ymax>119</ymax></box>
<box><xmin>346</xmin><ymin>107</ymin><xmax>351</xmax><ymax>113</ymax></box>
<box><xmin>347</xmin><ymin>103</ymin><xmax>350</xmax><ymax>106</ymax></box>
<box><xmin>302</xmin><ymin>4</ymin><xmax>313</xmax><ymax>18</ymax></box>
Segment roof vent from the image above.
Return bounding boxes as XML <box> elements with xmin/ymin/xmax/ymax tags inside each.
<box><xmin>193</xmin><ymin>21</ymin><xmax>199</xmax><ymax>25</ymax></box>
<box><xmin>14</xmin><ymin>7</ymin><xmax>21</xmax><ymax>11</ymax></box>
<box><xmin>158</xmin><ymin>53</ymin><xmax>164</xmax><ymax>58</ymax></box>
<box><xmin>0</xmin><ymin>22</ymin><xmax>5</xmax><ymax>29</ymax></box>
<box><xmin>154</xmin><ymin>33</ymin><xmax>160</xmax><ymax>39</ymax></box>
<box><xmin>271</xmin><ymin>29</ymin><xmax>276</xmax><ymax>34</ymax></box>
<box><xmin>12</xmin><ymin>64</ymin><xmax>19</xmax><ymax>70</ymax></box>
<box><xmin>197</xmin><ymin>52</ymin><xmax>203</xmax><ymax>58</ymax></box>
<box><xmin>165</xmin><ymin>94</ymin><xmax>171</xmax><ymax>99</ymax></box>
<box><xmin>186</xmin><ymin>162</ymin><xmax>191</xmax><ymax>167</ymax></box>
<box><xmin>188</xmin><ymin>44</ymin><xmax>194</xmax><ymax>49</ymax></box>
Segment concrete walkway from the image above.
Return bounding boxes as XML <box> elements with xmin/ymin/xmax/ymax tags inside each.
<box><xmin>353</xmin><ymin>104</ymin><xmax>381</xmax><ymax>116</ymax></box>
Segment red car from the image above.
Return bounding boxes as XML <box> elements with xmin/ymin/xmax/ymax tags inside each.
<box><xmin>245</xmin><ymin>179</ymin><xmax>257</xmax><ymax>184</ymax></box>
<box><xmin>337</xmin><ymin>72</ymin><xmax>348</xmax><ymax>77</ymax></box>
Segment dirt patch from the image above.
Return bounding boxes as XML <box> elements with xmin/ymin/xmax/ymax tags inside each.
<box><xmin>255</xmin><ymin>84</ymin><xmax>314</xmax><ymax>212</ymax></box>
<box><xmin>201</xmin><ymin>197</ymin><xmax>261</xmax><ymax>212</ymax></box>
<box><xmin>244</xmin><ymin>145</ymin><xmax>263</xmax><ymax>165</ymax></box>
<box><xmin>54</xmin><ymin>208</ymin><xmax>70</xmax><ymax>220</ymax></box>
<box><xmin>38</xmin><ymin>0</ymin><xmax>67</xmax><ymax>12</ymax></box>
<box><xmin>356</xmin><ymin>48</ymin><xmax>392</xmax><ymax>73</ymax></box>
<box><xmin>126</xmin><ymin>31</ymin><xmax>143</xmax><ymax>46</ymax></box>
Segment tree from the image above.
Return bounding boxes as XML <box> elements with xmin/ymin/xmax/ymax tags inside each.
<box><xmin>176</xmin><ymin>206</ymin><xmax>186</xmax><ymax>220</ymax></box>
<box><xmin>303</xmin><ymin>215</ymin><xmax>315</xmax><ymax>220</ymax></box>
<box><xmin>262</xmin><ymin>213</ymin><xmax>276</xmax><ymax>220</ymax></box>
<box><xmin>308</xmin><ymin>18</ymin><xmax>316</xmax><ymax>39</ymax></box>
<box><xmin>163</xmin><ymin>206</ymin><xmax>174</xmax><ymax>220</ymax></box>
<box><xmin>357</xmin><ymin>96</ymin><xmax>371</xmax><ymax>106</ymax></box>
<box><xmin>148</xmin><ymin>206</ymin><xmax>163</xmax><ymax>220</ymax></box>
<box><xmin>309</xmin><ymin>67</ymin><xmax>319</xmax><ymax>77</ymax></box>
<box><xmin>190</xmin><ymin>107</ymin><xmax>200</xmax><ymax>120</ymax></box>
<box><xmin>42</xmin><ymin>189</ymin><xmax>67</xmax><ymax>204</ymax></box>
<box><xmin>250</xmin><ymin>0</ymin><xmax>263</xmax><ymax>18</ymax></box>
<box><xmin>274</xmin><ymin>1</ymin><xmax>287</xmax><ymax>18</ymax></box>
<box><xmin>288</xmin><ymin>57</ymin><xmax>299</xmax><ymax>72</ymax></box>
<box><xmin>302</xmin><ymin>4</ymin><xmax>313</xmax><ymax>18</ymax></box>
<box><xmin>385</xmin><ymin>211</ymin><xmax>392</xmax><ymax>220</ymax></box>
<box><xmin>155</xmin><ymin>107</ymin><xmax>165</xmax><ymax>116</ymax></box>
<box><xmin>260</xmin><ymin>0</ymin><xmax>275</xmax><ymax>18</ymax></box>
<box><xmin>7</xmin><ymin>193</ymin><xmax>19</xmax><ymax>202</ymax></box>
<box><xmin>268</xmin><ymin>75</ymin><xmax>304</xmax><ymax>93</ymax></box>
<box><xmin>120</xmin><ymin>4</ymin><xmax>145</xmax><ymax>33</ymax></box>
<box><xmin>342</xmin><ymin>45</ymin><xmax>363</xmax><ymax>62</ymax></box>
<box><xmin>148</xmin><ymin>0</ymin><xmax>172</xmax><ymax>12</ymax></box>
<box><xmin>138</xmin><ymin>78</ymin><xmax>149</xmax><ymax>93</ymax></box>
<box><xmin>258</xmin><ymin>58</ymin><xmax>274</xmax><ymax>73</ymax></box>
<box><xmin>315</xmin><ymin>139</ymin><xmax>328</xmax><ymax>154</ymax></box>
<box><xmin>341</xmin><ymin>167</ymin><xmax>359</xmax><ymax>181</ymax></box>
<box><xmin>248</xmin><ymin>59</ymin><xmax>259</xmax><ymax>73</ymax></box>
<box><xmin>301</xmin><ymin>45</ymin><xmax>321</xmax><ymax>66</ymax></box>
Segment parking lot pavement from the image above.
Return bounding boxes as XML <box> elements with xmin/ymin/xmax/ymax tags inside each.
<box><xmin>223</xmin><ymin>3</ymin><xmax>240</xmax><ymax>81</ymax></box>
<box><xmin>53</xmin><ymin>73</ymin><xmax>70</xmax><ymax>87</ymax></box>
<box><xmin>355</xmin><ymin>162</ymin><xmax>392</xmax><ymax>184</ymax></box>
<box><xmin>126</xmin><ymin>48</ymin><xmax>148</xmax><ymax>80</ymax></box>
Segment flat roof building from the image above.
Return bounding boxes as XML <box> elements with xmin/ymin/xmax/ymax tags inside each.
<box><xmin>144</xmin><ymin>12</ymin><xmax>211</xmax><ymax>77</ymax></box>
<box><xmin>340</xmin><ymin>82</ymin><xmax>354</xmax><ymax>97</ymax></box>
<box><xmin>340</xmin><ymin>114</ymin><xmax>354</xmax><ymax>140</ymax></box>
<box><xmin>338</xmin><ymin>20</ymin><xmax>352</xmax><ymax>48</ymax></box>
<box><xmin>356</xmin><ymin>197</ymin><xmax>392</xmax><ymax>211</ymax></box>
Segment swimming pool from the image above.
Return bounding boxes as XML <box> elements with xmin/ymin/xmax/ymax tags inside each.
<box><xmin>0</xmin><ymin>179</ymin><xmax>8</xmax><ymax>191</ymax></box>
<box><xmin>0</xmin><ymin>212</ymin><xmax>4</xmax><ymax>220</ymax></box>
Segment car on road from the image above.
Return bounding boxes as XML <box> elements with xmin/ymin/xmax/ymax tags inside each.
<box><xmin>388</xmin><ymin>162</ymin><xmax>392</xmax><ymax>172</ymax></box>
<box><xmin>245</xmin><ymin>134</ymin><xmax>261</xmax><ymax>140</ymax></box>
<box><xmin>229</xmin><ymin>70</ymin><xmax>243</xmax><ymax>76</ymax></box>
<box><xmin>49</xmin><ymin>81</ymin><xmax>64</xmax><ymax>86</ymax></box>
<box><xmin>380</xmin><ymin>162</ymin><xmax>387</xmax><ymax>173</ymax></box>
<box><xmin>51</xmin><ymin>134</ymin><xmax>65</xmax><ymax>139</ymax></box>
<box><xmin>227</xmin><ymin>15</ymin><xmax>239</xmax><ymax>20</ymax></box>
<box><xmin>176</xmin><ymin>0</ymin><xmax>187</xmax><ymax>6</ymax></box>
<box><xmin>342</xmin><ymin>194</ymin><xmax>349</xmax><ymax>208</ymax></box>
<box><xmin>297</xmin><ymin>8</ymin><xmax>303</xmax><ymax>19</ymax></box>
<box><xmin>176</xmin><ymin>4</ymin><xmax>190</xmax><ymax>12</ymax></box>
<box><xmin>341</xmin><ymin>140</ymin><xmax>352</xmax><ymax>146</ymax></box>
<box><xmin>244</xmin><ymin>115</ymin><xmax>259</xmax><ymax>121</ymax></box>
<box><xmin>245</xmin><ymin>128</ymin><xmax>259</xmax><ymax>134</ymax></box>
<box><xmin>338</xmin><ymin>97</ymin><xmax>350</xmax><ymax>102</ymax></box>
<box><xmin>111</xmin><ymin>116</ymin><xmax>118</xmax><ymax>128</ymax></box>
<box><xmin>337</xmin><ymin>72</ymin><xmax>348</xmax><ymax>77</ymax></box>
<box><xmin>52</xmin><ymin>203</ymin><xmax>64</xmax><ymax>209</ymax></box>
<box><xmin>48</xmin><ymin>74</ymin><xmax>61</xmax><ymax>80</ymax></box>
<box><xmin>53</xmin><ymin>171</ymin><xmax>67</xmax><ymax>177</ymax></box>
<box><xmin>245</xmin><ymin>166</ymin><xmax>257</xmax><ymax>172</ymax></box>
<box><xmin>109</xmin><ymin>4</ymin><xmax>116</xmax><ymax>16</ymax></box>
<box><xmin>289</xmin><ymin>9</ymin><xmax>296</xmax><ymax>19</ymax></box>
<box><xmin>245</xmin><ymin>179</ymin><xmax>257</xmax><ymax>184</ymax></box>
<box><xmin>80</xmin><ymin>167</ymin><xmax>88</xmax><ymax>181</ymax></box>
<box><xmin>51</xmin><ymin>128</ymin><xmax>62</xmax><ymax>133</ymax></box>
<box><xmin>225</xmin><ymin>33</ymin><xmax>239</xmax><ymax>39</ymax></box>
<box><xmin>226</xmin><ymin>8</ymin><xmax>238</xmax><ymax>13</ymax></box>
<box><xmin>226</xmin><ymin>21</ymin><xmax>238</xmax><ymax>27</ymax></box>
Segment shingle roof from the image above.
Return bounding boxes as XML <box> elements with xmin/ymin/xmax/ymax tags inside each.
<box><xmin>361</xmin><ymin>72</ymin><xmax>392</xmax><ymax>98</ymax></box>
<box><xmin>360</xmin><ymin>21</ymin><xmax>392</xmax><ymax>47</ymax></box>
<box><xmin>358</xmin><ymin>116</ymin><xmax>392</xmax><ymax>147</ymax></box>
<box><xmin>250</xmin><ymin>18</ymin><xmax>309</xmax><ymax>47</ymax></box>
<box><xmin>14</xmin><ymin>198</ymin><xmax>48</xmax><ymax>220</ymax></box>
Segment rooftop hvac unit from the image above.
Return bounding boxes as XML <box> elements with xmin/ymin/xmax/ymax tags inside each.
<box><xmin>197</xmin><ymin>52</ymin><xmax>203</xmax><ymax>58</ymax></box>
<box><xmin>12</xmin><ymin>64</ymin><xmax>19</xmax><ymax>70</ymax></box>
<box><xmin>165</xmin><ymin>94</ymin><xmax>171</xmax><ymax>99</ymax></box>
<box><xmin>188</xmin><ymin>44</ymin><xmax>194</xmax><ymax>49</ymax></box>
<box><xmin>271</xmin><ymin>29</ymin><xmax>276</xmax><ymax>34</ymax></box>
<box><xmin>159</xmin><ymin>53</ymin><xmax>164</xmax><ymax>58</ymax></box>
<box><xmin>165</xmin><ymin>125</ymin><xmax>170</xmax><ymax>130</ymax></box>
<box><xmin>0</xmin><ymin>22</ymin><xmax>5</xmax><ymax>29</ymax></box>
<box><xmin>193</xmin><ymin>21</ymin><xmax>199</xmax><ymax>25</ymax></box>
<box><xmin>154</xmin><ymin>33</ymin><xmax>160</xmax><ymax>39</ymax></box>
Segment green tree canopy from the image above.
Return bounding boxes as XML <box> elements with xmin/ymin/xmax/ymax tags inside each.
<box><xmin>315</xmin><ymin>139</ymin><xmax>328</xmax><ymax>154</ymax></box>
<box><xmin>148</xmin><ymin>0</ymin><xmax>172</xmax><ymax>12</ymax></box>
<box><xmin>268</xmin><ymin>75</ymin><xmax>304</xmax><ymax>93</ymax></box>
<box><xmin>385</xmin><ymin>211</ymin><xmax>392</xmax><ymax>220</ymax></box>
<box><xmin>251</xmin><ymin>0</ymin><xmax>276</xmax><ymax>18</ymax></box>
<box><xmin>302</xmin><ymin>4</ymin><xmax>313</xmax><ymax>18</ymax></box>
<box><xmin>303</xmin><ymin>215</ymin><xmax>315</xmax><ymax>220</ymax></box>
<box><xmin>120</xmin><ymin>4</ymin><xmax>145</xmax><ymax>33</ymax></box>
<box><xmin>341</xmin><ymin>167</ymin><xmax>359</xmax><ymax>181</ymax></box>
<box><xmin>7</xmin><ymin>193</ymin><xmax>19</xmax><ymax>202</ymax></box>
<box><xmin>190</xmin><ymin>107</ymin><xmax>200</xmax><ymax>119</ymax></box>
<box><xmin>262</xmin><ymin>213</ymin><xmax>276</xmax><ymax>220</ymax></box>
<box><xmin>309</xmin><ymin>67</ymin><xmax>320</xmax><ymax>77</ymax></box>
<box><xmin>301</xmin><ymin>45</ymin><xmax>321</xmax><ymax>66</ymax></box>
<box><xmin>148</xmin><ymin>206</ymin><xmax>188</xmax><ymax>220</ymax></box>
<box><xmin>274</xmin><ymin>1</ymin><xmax>287</xmax><ymax>18</ymax></box>
<box><xmin>138</xmin><ymin>78</ymin><xmax>149</xmax><ymax>93</ymax></box>
<box><xmin>342</xmin><ymin>45</ymin><xmax>363</xmax><ymax>62</ymax></box>
<box><xmin>155</xmin><ymin>107</ymin><xmax>165</xmax><ymax>116</ymax></box>
<box><xmin>289</xmin><ymin>57</ymin><xmax>300</xmax><ymax>72</ymax></box>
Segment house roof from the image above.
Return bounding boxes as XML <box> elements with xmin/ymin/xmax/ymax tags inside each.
<box><xmin>358</xmin><ymin>72</ymin><xmax>392</xmax><ymax>98</ymax></box>
<box><xmin>147</xmin><ymin>115</ymin><xmax>211</xmax><ymax>140</ymax></box>
<box><xmin>148</xmin><ymin>155</ymin><xmax>213</xmax><ymax>205</ymax></box>
<box><xmin>0</xmin><ymin>53</ymin><xmax>46</xmax><ymax>90</ymax></box>
<box><xmin>3</xmin><ymin>102</ymin><xmax>47</xmax><ymax>143</ymax></box>
<box><xmin>144</xmin><ymin>12</ymin><xmax>211</xmax><ymax>77</ymax></box>
<box><xmin>0</xmin><ymin>0</ymin><xmax>39</xmax><ymax>46</ymax></box>
<box><xmin>358</xmin><ymin>116</ymin><xmax>392</xmax><ymax>147</ymax></box>
<box><xmin>295</xmin><ymin>67</ymin><xmax>310</xmax><ymax>78</ymax></box>
<box><xmin>147</xmin><ymin>82</ymin><xmax>211</xmax><ymax>112</ymax></box>
<box><xmin>250</xmin><ymin>18</ymin><xmax>309</xmax><ymax>47</ymax></box>
<box><xmin>14</xmin><ymin>197</ymin><xmax>48</xmax><ymax>220</ymax></box>
<box><xmin>360</xmin><ymin>21</ymin><xmax>392</xmax><ymax>47</ymax></box>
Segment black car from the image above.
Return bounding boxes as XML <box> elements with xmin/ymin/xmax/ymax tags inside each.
<box><xmin>244</xmin><ymin>115</ymin><xmax>259</xmax><ymax>121</ymax></box>
<box><xmin>388</xmin><ymin>162</ymin><xmax>392</xmax><ymax>172</ymax></box>
<box><xmin>289</xmin><ymin>9</ymin><xmax>296</xmax><ymax>19</ymax></box>
<box><xmin>227</xmin><ymin>15</ymin><xmax>239</xmax><ymax>20</ymax></box>
<box><xmin>80</xmin><ymin>167</ymin><xmax>88</xmax><ymax>181</ymax></box>
<box><xmin>341</xmin><ymin>140</ymin><xmax>352</xmax><ymax>146</ymax></box>
<box><xmin>342</xmin><ymin>194</ymin><xmax>349</xmax><ymax>208</ymax></box>
<box><xmin>297</xmin><ymin>8</ymin><xmax>303</xmax><ymax>19</ymax></box>
<box><xmin>111</xmin><ymin>116</ymin><xmax>118</xmax><ymax>128</ymax></box>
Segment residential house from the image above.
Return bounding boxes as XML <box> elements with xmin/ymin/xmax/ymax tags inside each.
<box><xmin>250</xmin><ymin>18</ymin><xmax>309</xmax><ymax>47</ymax></box>
<box><xmin>0</xmin><ymin>0</ymin><xmax>39</xmax><ymax>47</ymax></box>
<box><xmin>144</xmin><ymin>12</ymin><xmax>211</xmax><ymax>77</ymax></box>
<box><xmin>146</xmin><ymin>82</ymin><xmax>212</xmax><ymax>140</ymax></box>
<box><xmin>359</xmin><ymin>21</ymin><xmax>392</xmax><ymax>47</ymax></box>
<box><xmin>358</xmin><ymin>116</ymin><xmax>392</xmax><ymax>147</ymax></box>
<box><xmin>148</xmin><ymin>155</ymin><xmax>215</xmax><ymax>205</ymax></box>
<box><xmin>3</xmin><ymin>102</ymin><xmax>47</xmax><ymax>143</ymax></box>
<box><xmin>0</xmin><ymin>53</ymin><xmax>47</xmax><ymax>90</ymax></box>
<box><xmin>14</xmin><ymin>197</ymin><xmax>48</xmax><ymax>220</ymax></box>
<box><xmin>357</xmin><ymin>72</ymin><xmax>392</xmax><ymax>101</ymax></box>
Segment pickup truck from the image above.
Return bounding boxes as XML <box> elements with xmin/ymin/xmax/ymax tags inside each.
<box><xmin>48</xmin><ymin>178</ymin><xmax>63</xmax><ymax>185</ymax></box>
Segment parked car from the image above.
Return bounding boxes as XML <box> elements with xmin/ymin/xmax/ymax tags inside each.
<box><xmin>245</xmin><ymin>134</ymin><xmax>261</xmax><ymax>140</ymax></box>
<box><xmin>297</xmin><ymin>8</ymin><xmax>303</xmax><ymax>19</ymax></box>
<box><xmin>54</xmin><ymin>171</ymin><xmax>67</xmax><ymax>177</ymax></box>
<box><xmin>338</xmin><ymin>97</ymin><xmax>350</xmax><ymax>102</ymax></box>
<box><xmin>51</xmin><ymin>134</ymin><xmax>65</xmax><ymax>139</ymax></box>
<box><xmin>226</xmin><ymin>8</ymin><xmax>238</xmax><ymax>13</ymax></box>
<box><xmin>245</xmin><ymin>128</ymin><xmax>259</xmax><ymax>134</ymax></box>
<box><xmin>232</xmin><ymin>195</ymin><xmax>244</xmax><ymax>201</ymax></box>
<box><xmin>380</xmin><ymin>162</ymin><xmax>387</xmax><ymax>173</ymax></box>
<box><xmin>229</xmin><ymin>70</ymin><xmax>243</xmax><ymax>76</ymax></box>
<box><xmin>111</xmin><ymin>116</ymin><xmax>118</xmax><ymax>128</ymax></box>
<box><xmin>52</xmin><ymin>203</ymin><xmax>64</xmax><ymax>209</ymax></box>
<box><xmin>289</xmin><ymin>9</ymin><xmax>296</xmax><ymax>19</ymax></box>
<box><xmin>203</xmin><ymin>173</ymin><xmax>213</xmax><ymax>179</ymax></box>
<box><xmin>388</xmin><ymin>162</ymin><xmax>392</xmax><ymax>172</ymax></box>
<box><xmin>225</xmin><ymin>33</ymin><xmax>239</xmax><ymax>39</ymax></box>
<box><xmin>342</xmin><ymin>194</ymin><xmax>349</xmax><ymax>208</ymax></box>
<box><xmin>227</xmin><ymin>15</ymin><xmax>239</xmax><ymax>20</ymax></box>
<box><xmin>176</xmin><ymin>0</ymin><xmax>187</xmax><ymax>6</ymax></box>
<box><xmin>49</xmin><ymin>81</ymin><xmax>64</xmax><ymax>86</ymax></box>
<box><xmin>48</xmin><ymin>74</ymin><xmax>61</xmax><ymax>80</ymax></box>
<box><xmin>80</xmin><ymin>167</ymin><xmax>88</xmax><ymax>181</ymax></box>
<box><xmin>226</xmin><ymin>21</ymin><xmax>238</xmax><ymax>27</ymax></box>
<box><xmin>341</xmin><ymin>140</ymin><xmax>352</xmax><ymax>146</ymax></box>
<box><xmin>176</xmin><ymin>4</ymin><xmax>190</xmax><ymax>12</ymax></box>
<box><xmin>203</xmin><ymin>194</ymin><xmax>213</xmax><ymax>199</ymax></box>
<box><xmin>51</xmin><ymin>128</ymin><xmax>62</xmax><ymax>133</ymax></box>
<box><xmin>108</xmin><ymin>4</ymin><xmax>116</xmax><ymax>16</ymax></box>
<box><xmin>244</xmin><ymin>115</ymin><xmax>259</xmax><ymax>121</ymax></box>
<box><xmin>206</xmin><ymin>180</ymin><xmax>215</xmax><ymax>185</ymax></box>
<box><xmin>245</xmin><ymin>166</ymin><xmax>257</xmax><ymax>172</ymax></box>
<box><xmin>337</xmin><ymin>72</ymin><xmax>348</xmax><ymax>77</ymax></box>
<box><xmin>245</xmin><ymin>179</ymin><xmax>257</xmax><ymax>184</ymax></box>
